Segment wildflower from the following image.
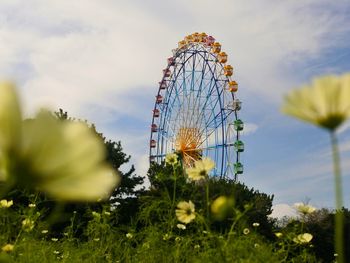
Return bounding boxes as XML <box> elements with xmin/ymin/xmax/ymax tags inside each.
<box><xmin>177</xmin><ymin>223</ymin><xmax>186</xmax><ymax>230</ymax></box>
<box><xmin>165</xmin><ymin>153</ymin><xmax>178</xmax><ymax>166</ymax></box>
<box><xmin>194</xmin><ymin>244</ymin><xmax>200</xmax><ymax>249</ymax></box>
<box><xmin>51</xmin><ymin>238</ymin><xmax>58</xmax><ymax>242</ymax></box>
<box><xmin>1</xmin><ymin>244</ymin><xmax>14</xmax><ymax>252</ymax></box>
<box><xmin>93</xmin><ymin>238</ymin><xmax>100</xmax><ymax>242</ymax></box>
<box><xmin>0</xmin><ymin>199</ymin><xmax>13</xmax><ymax>208</ymax></box>
<box><xmin>22</xmin><ymin>219</ymin><xmax>34</xmax><ymax>232</ymax></box>
<box><xmin>275</xmin><ymin>232</ymin><xmax>283</xmax><ymax>238</ymax></box>
<box><xmin>0</xmin><ymin>84</ymin><xmax>119</xmax><ymax>201</ymax></box>
<box><xmin>243</xmin><ymin>228</ymin><xmax>250</xmax><ymax>235</ymax></box>
<box><xmin>293</xmin><ymin>233</ymin><xmax>313</xmax><ymax>244</ymax></box>
<box><xmin>281</xmin><ymin>74</ymin><xmax>350</xmax><ymax>131</ymax></box>
<box><xmin>53</xmin><ymin>250</ymin><xmax>60</xmax><ymax>255</ymax></box>
<box><xmin>104</xmin><ymin>211</ymin><xmax>111</xmax><ymax>216</ymax></box>
<box><xmin>92</xmin><ymin>211</ymin><xmax>101</xmax><ymax>220</ymax></box>
<box><xmin>254</xmin><ymin>243</ymin><xmax>260</xmax><ymax>248</ymax></box>
<box><xmin>252</xmin><ymin>222</ymin><xmax>260</xmax><ymax>227</ymax></box>
<box><xmin>211</xmin><ymin>196</ymin><xmax>234</xmax><ymax>220</ymax></box>
<box><xmin>175</xmin><ymin>236</ymin><xmax>181</xmax><ymax>242</ymax></box>
<box><xmin>186</xmin><ymin>157</ymin><xmax>215</xmax><ymax>181</ymax></box>
<box><xmin>41</xmin><ymin>230</ymin><xmax>48</xmax><ymax>234</ymax></box>
<box><xmin>126</xmin><ymin>233</ymin><xmax>133</xmax><ymax>239</ymax></box>
<box><xmin>142</xmin><ymin>242</ymin><xmax>150</xmax><ymax>249</ymax></box>
<box><xmin>293</xmin><ymin>202</ymin><xmax>316</xmax><ymax>215</ymax></box>
<box><xmin>175</xmin><ymin>201</ymin><xmax>196</xmax><ymax>224</ymax></box>
<box><xmin>28</xmin><ymin>203</ymin><xmax>36</xmax><ymax>208</ymax></box>
<box><xmin>163</xmin><ymin>234</ymin><xmax>171</xmax><ymax>241</ymax></box>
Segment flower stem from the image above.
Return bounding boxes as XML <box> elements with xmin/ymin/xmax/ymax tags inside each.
<box><xmin>206</xmin><ymin>182</ymin><xmax>210</xmax><ymax>223</ymax></box>
<box><xmin>330</xmin><ymin>131</ymin><xmax>344</xmax><ymax>263</ymax></box>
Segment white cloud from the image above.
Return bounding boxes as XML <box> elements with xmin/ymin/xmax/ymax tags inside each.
<box><xmin>242</xmin><ymin>123</ymin><xmax>258</xmax><ymax>136</ymax></box>
<box><xmin>0</xmin><ymin>0</ymin><xmax>349</xmax><ymax>182</ymax></box>
<box><xmin>270</xmin><ymin>203</ymin><xmax>297</xmax><ymax>219</ymax></box>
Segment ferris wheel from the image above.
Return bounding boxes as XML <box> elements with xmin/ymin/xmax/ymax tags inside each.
<box><xmin>149</xmin><ymin>32</ymin><xmax>244</xmax><ymax>180</ymax></box>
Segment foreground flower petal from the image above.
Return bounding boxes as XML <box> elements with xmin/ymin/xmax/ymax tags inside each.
<box><xmin>20</xmin><ymin>113</ymin><xmax>119</xmax><ymax>201</ymax></box>
<box><xmin>282</xmin><ymin>73</ymin><xmax>350</xmax><ymax>131</ymax></box>
<box><xmin>0</xmin><ymin>82</ymin><xmax>22</xmax><ymax>153</ymax></box>
<box><xmin>0</xmin><ymin>82</ymin><xmax>22</xmax><ymax>181</ymax></box>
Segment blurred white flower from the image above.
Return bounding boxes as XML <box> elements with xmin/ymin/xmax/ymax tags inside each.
<box><xmin>176</xmin><ymin>223</ymin><xmax>186</xmax><ymax>230</ymax></box>
<box><xmin>282</xmin><ymin>73</ymin><xmax>350</xmax><ymax>131</ymax></box>
<box><xmin>293</xmin><ymin>202</ymin><xmax>316</xmax><ymax>215</ymax></box>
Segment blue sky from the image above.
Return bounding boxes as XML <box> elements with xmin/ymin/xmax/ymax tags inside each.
<box><xmin>0</xmin><ymin>0</ymin><xmax>349</xmax><ymax>217</ymax></box>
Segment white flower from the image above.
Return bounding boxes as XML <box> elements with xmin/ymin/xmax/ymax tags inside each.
<box><xmin>126</xmin><ymin>233</ymin><xmax>133</xmax><ymax>239</ymax></box>
<box><xmin>28</xmin><ymin>203</ymin><xmax>36</xmax><ymax>208</ymax></box>
<box><xmin>252</xmin><ymin>222</ymin><xmax>260</xmax><ymax>227</ymax></box>
<box><xmin>176</xmin><ymin>223</ymin><xmax>186</xmax><ymax>230</ymax></box>
<box><xmin>186</xmin><ymin>157</ymin><xmax>215</xmax><ymax>181</ymax></box>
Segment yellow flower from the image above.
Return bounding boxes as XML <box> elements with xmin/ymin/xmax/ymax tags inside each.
<box><xmin>211</xmin><ymin>196</ymin><xmax>234</xmax><ymax>220</ymax></box>
<box><xmin>175</xmin><ymin>200</ymin><xmax>196</xmax><ymax>224</ymax></box>
<box><xmin>282</xmin><ymin>73</ymin><xmax>350</xmax><ymax>131</ymax></box>
<box><xmin>165</xmin><ymin>153</ymin><xmax>178</xmax><ymax>165</ymax></box>
<box><xmin>0</xmin><ymin>83</ymin><xmax>119</xmax><ymax>201</ymax></box>
<box><xmin>293</xmin><ymin>202</ymin><xmax>316</xmax><ymax>215</ymax></box>
<box><xmin>293</xmin><ymin>233</ymin><xmax>313</xmax><ymax>244</ymax></box>
<box><xmin>28</xmin><ymin>203</ymin><xmax>36</xmax><ymax>208</ymax></box>
<box><xmin>252</xmin><ymin>222</ymin><xmax>260</xmax><ymax>227</ymax></box>
<box><xmin>126</xmin><ymin>233</ymin><xmax>133</xmax><ymax>239</ymax></box>
<box><xmin>22</xmin><ymin>219</ymin><xmax>35</xmax><ymax>232</ymax></box>
<box><xmin>275</xmin><ymin>232</ymin><xmax>283</xmax><ymax>238</ymax></box>
<box><xmin>1</xmin><ymin>244</ymin><xmax>14</xmax><ymax>252</ymax></box>
<box><xmin>0</xmin><ymin>199</ymin><xmax>13</xmax><ymax>208</ymax></box>
<box><xmin>186</xmin><ymin>157</ymin><xmax>215</xmax><ymax>181</ymax></box>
